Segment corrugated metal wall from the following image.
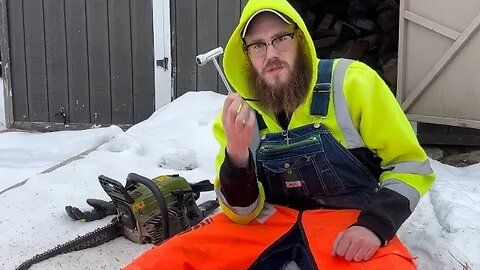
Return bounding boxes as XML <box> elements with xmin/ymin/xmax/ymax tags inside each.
<box><xmin>172</xmin><ymin>0</ymin><xmax>248</xmax><ymax>98</ymax></box>
<box><xmin>6</xmin><ymin>0</ymin><xmax>155</xmax><ymax>129</ymax></box>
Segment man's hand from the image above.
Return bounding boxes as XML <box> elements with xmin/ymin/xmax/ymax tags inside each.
<box><xmin>222</xmin><ymin>93</ymin><xmax>255</xmax><ymax>168</ymax></box>
<box><xmin>331</xmin><ymin>225</ymin><xmax>381</xmax><ymax>262</ymax></box>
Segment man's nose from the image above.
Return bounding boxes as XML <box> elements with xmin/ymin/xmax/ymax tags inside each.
<box><xmin>264</xmin><ymin>44</ymin><xmax>281</xmax><ymax>60</ymax></box>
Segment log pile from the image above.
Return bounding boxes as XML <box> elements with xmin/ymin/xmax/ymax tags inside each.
<box><xmin>290</xmin><ymin>0</ymin><xmax>400</xmax><ymax>93</ymax></box>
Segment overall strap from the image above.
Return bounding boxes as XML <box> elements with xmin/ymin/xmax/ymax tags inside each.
<box><xmin>311</xmin><ymin>58</ymin><xmax>365</xmax><ymax>149</ymax></box>
<box><xmin>310</xmin><ymin>59</ymin><xmax>334</xmax><ymax>116</ymax></box>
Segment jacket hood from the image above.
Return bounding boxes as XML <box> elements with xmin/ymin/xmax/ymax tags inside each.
<box><xmin>223</xmin><ymin>0</ymin><xmax>318</xmax><ymax>101</ymax></box>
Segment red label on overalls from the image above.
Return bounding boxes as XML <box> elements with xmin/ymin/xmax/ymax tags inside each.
<box><xmin>285</xmin><ymin>181</ymin><xmax>302</xmax><ymax>188</ymax></box>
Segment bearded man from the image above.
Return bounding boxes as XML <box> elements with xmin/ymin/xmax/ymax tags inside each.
<box><xmin>124</xmin><ymin>0</ymin><xmax>434</xmax><ymax>269</ymax></box>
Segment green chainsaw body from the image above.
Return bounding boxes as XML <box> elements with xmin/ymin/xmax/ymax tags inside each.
<box><xmin>99</xmin><ymin>173</ymin><xmax>204</xmax><ymax>245</ymax></box>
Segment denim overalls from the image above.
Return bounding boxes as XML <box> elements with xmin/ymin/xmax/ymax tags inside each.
<box><xmin>255</xmin><ymin>59</ymin><xmax>379</xmax><ymax>211</ymax></box>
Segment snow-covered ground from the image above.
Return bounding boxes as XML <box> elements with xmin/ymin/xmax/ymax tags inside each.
<box><xmin>1</xmin><ymin>91</ymin><xmax>479</xmax><ymax>270</ymax></box>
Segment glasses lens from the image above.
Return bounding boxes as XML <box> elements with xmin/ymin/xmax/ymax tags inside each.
<box><xmin>273</xmin><ymin>34</ymin><xmax>294</xmax><ymax>51</ymax></box>
<box><xmin>248</xmin><ymin>44</ymin><xmax>266</xmax><ymax>58</ymax></box>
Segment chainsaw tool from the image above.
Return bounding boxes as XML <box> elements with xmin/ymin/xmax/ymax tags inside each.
<box><xmin>16</xmin><ymin>173</ymin><xmax>219</xmax><ymax>270</ymax></box>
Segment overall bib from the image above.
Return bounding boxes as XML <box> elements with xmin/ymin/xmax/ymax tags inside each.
<box><xmin>256</xmin><ymin>123</ymin><xmax>378</xmax><ymax>211</ymax></box>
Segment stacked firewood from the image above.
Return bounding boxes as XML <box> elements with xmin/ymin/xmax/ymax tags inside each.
<box><xmin>290</xmin><ymin>0</ymin><xmax>399</xmax><ymax>93</ymax></box>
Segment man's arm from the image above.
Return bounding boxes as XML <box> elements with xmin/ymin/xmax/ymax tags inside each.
<box><xmin>332</xmin><ymin>60</ymin><xmax>435</xmax><ymax>261</ymax></box>
<box><xmin>346</xmin><ymin>61</ymin><xmax>434</xmax><ymax>242</ymax></box>
<box><xmin>219</xmin><ymin>149</ymin><xmax>258</xmax><ymax>207</ymax></box>
<box><xmin>212</xmin><ymin>94</ymin><xmax>266</xmax><ymax>224</ymax></box>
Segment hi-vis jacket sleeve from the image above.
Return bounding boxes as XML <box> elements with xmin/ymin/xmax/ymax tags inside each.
<box><xmin>344</xmin><ymin>61</ymin><xmax>435</xmax><ymax>243</ymax></box>
<box><xmin>212</xmin><ymin>113</ymin><xmax>266</xmax><ymax>224</ymax></box>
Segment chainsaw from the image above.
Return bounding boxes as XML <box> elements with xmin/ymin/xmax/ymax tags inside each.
<box><xmin>16</xmin><ymin>173</ymin><xmax>219</xmax><ymax>270</ymax></box>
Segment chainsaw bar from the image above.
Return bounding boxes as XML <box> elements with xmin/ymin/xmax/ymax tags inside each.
<box><xmin>16</xmin><ymin>219</ymin><xmax>121</xmax><ymax>270</ymax></box>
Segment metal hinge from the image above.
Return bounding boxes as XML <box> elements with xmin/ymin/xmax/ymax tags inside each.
<box><xmin>156</xmin><ymin>57</ymin><xmax>169</xmax><ymax>71</ymax></box>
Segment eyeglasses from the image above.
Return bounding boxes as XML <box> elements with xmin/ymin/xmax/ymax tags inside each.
<box><xmin>243</xmin><ymin>31</ymin><xmax>296</xmax><ymax>58</ymax></box>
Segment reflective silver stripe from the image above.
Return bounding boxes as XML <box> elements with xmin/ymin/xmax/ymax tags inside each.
<box><xmin>383</xmin><ymin>160</ymin><xmax>434</xmax><ymax>175</ymax></box>
<box><xmin>215</xmin><ymin>187</ymin><xmax>259</xmax><ymax>216</ymax></box>
<box><xmin>380</xmin><ymin>179</ymin><xmax>420</xmax><ymax>212</ymax></box>
<box><xmin>332</xmin><ymin>58</ymin><xmax>365</xmax><ymax>149</ymax></box>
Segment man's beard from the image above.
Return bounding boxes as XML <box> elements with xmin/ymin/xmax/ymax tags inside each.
<box><xmin>247</xmin><ymin>50</ymin><xmax>311</xmax><ymax>117</ymax></box>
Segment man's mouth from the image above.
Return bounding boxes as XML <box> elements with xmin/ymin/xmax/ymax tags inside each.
<box><xmin>266</xmin><ymin>65</ymin><xmax>283</xmax><ymax>73</ymax></box>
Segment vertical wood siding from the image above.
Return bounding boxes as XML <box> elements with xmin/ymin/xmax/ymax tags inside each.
<box><xmin>7</xmin><ymin>0</ymin><xmax>154</xmax><ymax>126</ymax></box>
<box><xmin>173</xmin><ymin>0</ymin><xmax>245</xmax><ymax>97</ymax></box>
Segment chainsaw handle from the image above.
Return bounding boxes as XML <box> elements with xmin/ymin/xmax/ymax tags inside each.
<box><xmin>126</xmin><ymin>173</ymin><xmax>170</xmax><ymax>239</ymax></box>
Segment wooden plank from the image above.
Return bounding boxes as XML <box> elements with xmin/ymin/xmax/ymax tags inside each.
<box><xmin>218</xmin><ymin>0</ymin><xmax>241</xmax><ymax>94</ymax></box>
<box><xmin>131</xmin><ymin>0</ymin><xmax>155</xmax><ymax>124</ymax></box>
<box><xmin>65</xmin><ymin>0</ymin><xmax>90</xmax><ymax>123</ymax></box>
<box><xmin>402</xmin><ymin>13</ymin><xmax>480</xmax><ymax>111</ymax></box>
<box><xmin>417</xmin><ymin>122</ymin><xmax>449</xmax><ymax>134</ymax></box>
<box><xmin>86</xmin><ymin>0</ymin><xmax>111</xmax><ymax>124</ymax></box>
<box><xmin>44</xmin><ymin>0</ymin><xmax>68</xmax><ymax>123</ymax></box>
<box><xmin>23</xmin><ymin>0</ymin><xmax>48</xmax><ymax>122</ymax></box>
<box><xmin>404</xmin><ymin>11</ymin><xmax>460</xmax><ymax>41</ymax></box>
<box><xmin>108</xmin><ymin>0</ymin><xmax>133</xmax><ymax>124</ymax></box>
<box><xmin>408</xmin><ymin>114</ymin><xmax>480</xmax><ymax>129</ymax></box>
<box><xmin>449</xmin><ymin>125</ymin><xmax>480</xmax><ymax>136</ymax></box>
<box><xmin>396</xmin><ymin>0</ymin><xmax>406</xmax><ymax>103</ymax></box>
<box><xmin>417</xmin><ymin>133</ymin><xmax>480</xmax><ymax>146</ymax></box>
<box><xmin>175</xmin><ymin>0</ymin><xmax>196</xmax><ymax>97</ymax></box>
<box><xmin>196</xmin><ymin>0</ymin><xmax>217</xmax><ymax>92</ymax></box>
<box><xmin>0</xmin><ymin>0</ymin><xmax>14</xmax><ymax>126</ymax></box>
<box><xmin>7</xmin><ymin>0</ymin><xmax>29</xmax><ymax>122</ymax></box>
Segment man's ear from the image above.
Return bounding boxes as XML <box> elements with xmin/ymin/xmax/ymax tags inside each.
<box><xmin>294</xmin><ymin>29</ymin><xmax>305</xmax><ymax>46</ymax></box>
<box><xmin>297</xmin><ymin>31</ymin><xmax>305</xmax><ymax>42</ymax></box>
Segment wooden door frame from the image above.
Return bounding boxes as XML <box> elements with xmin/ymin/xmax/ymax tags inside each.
<box><xmin>153</xmin><ymin>0</ymin><xmax>174</xmax><ymax>109</ymax></box>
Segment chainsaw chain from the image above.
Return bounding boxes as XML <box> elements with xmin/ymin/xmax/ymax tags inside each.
<box><xmin>16</xmin><ymin>220</ymin><xmax>121</xmax><ymax>270</ymax></box>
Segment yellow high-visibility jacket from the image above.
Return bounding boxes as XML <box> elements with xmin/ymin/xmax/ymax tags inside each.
<box><xmin>212</xmin><ymin>0</ymin><xmax>434</xmax><ymax>241</ymax></box>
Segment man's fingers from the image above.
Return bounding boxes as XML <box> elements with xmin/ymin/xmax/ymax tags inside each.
<box><xmin>331</xmin><ymin>231</ymin><xmax>344</xmax><ymax>257</ymax></box>
<box><xmin>247</xmin><ymin>110</ymin><xmax>256</xmax><ymax>127</ymax></box>
<box><xmin>353</xmin><ymin>245</ymin><xmax>369</xmax><ymax>262</ymax></box>
<box><xmin>235</xmin><ymin>101</ymin><xmax>251</xmax><ymax>128</ymax></box>
<box><xmin>236</xmin><ymin>102</ymin><xmax>243</xmax><ymax>115</ymax></box>
<box><xmin>222</xmin><ymin>94</ymin><xmax>236</xmax><ymax>123</ymax></box>
<box><xmin>331</xmin><ymin>231</ymin><xmax>346</xmax><ymax>257</ymax></box>
<box><xmin>222</xmin><ymin>94</ymin><xmax>242</xmax><ymax>123</ymax></box>
<box><xmin>332</xmin><ymin>226</ymin><xmax>381</xmax><ymax>262</ymax></box>
<box><xmin>344</xmin><ymin>240</ymin><xmax>360</xmax><ymax>261</ymax></box>
<box><xmin>227</xmin><ymin>98</ymin><xmax>242</xmax><ymax>127</ymax></box>
<box><xmin>364</xmin><ymin>247</ymin><xmax>377</xmax><ymax>261</ymax></box>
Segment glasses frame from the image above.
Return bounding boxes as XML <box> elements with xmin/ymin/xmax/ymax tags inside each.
<box><xmin>243</xmin><ymin>30</ymin><xmax>297</xmax><ymax>59</ymax></box>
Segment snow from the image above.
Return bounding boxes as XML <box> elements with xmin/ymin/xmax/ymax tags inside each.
<box><xmin>1</xmin><ymin>91</ymin><xmax>479</xmax><ymax>270</ymax></box>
